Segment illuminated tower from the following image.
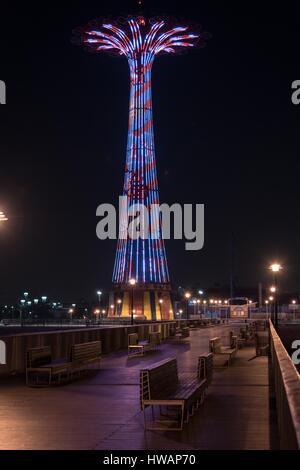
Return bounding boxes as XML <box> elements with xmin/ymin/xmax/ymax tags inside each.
<box><xmin>75</xmin><ymin>14</ymin><xmax>207</xmax><ymax>320</ymax></box>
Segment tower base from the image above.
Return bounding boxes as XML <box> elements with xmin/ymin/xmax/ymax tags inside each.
<box><xmin>109</xmin><ymin>283</ymin><xmax>173</xmax><ymax>321</ymax></box>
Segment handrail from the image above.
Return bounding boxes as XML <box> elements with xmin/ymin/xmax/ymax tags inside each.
<box><xmin>269</xmin><ymin>320</ymin><xmax>300</xmax><ymax>449</ymax></box>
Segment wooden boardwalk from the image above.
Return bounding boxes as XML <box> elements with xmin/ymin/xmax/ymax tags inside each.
<box><xmin>0</xmin><ymin>325</ymin><xmax>279</xmax><ymax>450</ymax></box>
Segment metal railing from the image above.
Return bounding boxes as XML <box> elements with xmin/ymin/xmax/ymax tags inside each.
<box><xmin>269</xmin><ymin>320</ymin><xmax>300</xmax><ymax>449</ymax></box>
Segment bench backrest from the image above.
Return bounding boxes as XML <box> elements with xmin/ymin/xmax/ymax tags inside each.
<box><xmin>70</xmin><ymin>341</ymin><xmax>101</xmax><ymax>362</ymax></box>
<box><xmin>148</xmin><ymin>331</ymin><xmax>161</xmax><ymax>345</ymax></box>
<box><xmin>140</xmin><ymin>358</ymin><xmax>178</xmax><ymax>409</ymax></box>
<box><xmin>128</xmin><ymin>333</ymin><xmax>139</xmax><ymax>346</ymax></box>
<box><xmin>229</xmin><ymin>331</ymin><xmax>238</xmax><ymax>349</ymax></box>
<box><xmin>26</xmin><ymin>346</ymin><xmax>52</xmax><ymax>368</ymax></box>
<box><xmin>209</xmin><ymin>337</ymin><xmax>221</xmax><ymax>353</ymax></box>
<box><xmin>181</xmin><ymin>327</ymin><xmax>190</xmax><ymax>338</ymax></box>
<box><xmin>198</xmin><ymin>353</ymin><xmax>213</xmax><ymax>385</ymax></box>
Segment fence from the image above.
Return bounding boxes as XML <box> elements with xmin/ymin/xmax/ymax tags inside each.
<box><xmin>269</xmin><ymin>320</ymin><xmax>300</xmax><ymax>449</ymax></box>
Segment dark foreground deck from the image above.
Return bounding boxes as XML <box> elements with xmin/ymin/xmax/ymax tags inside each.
<box><xmin>0</xmin><ymin>325</ymin><xmax>279</xmax><ymax>450</ymax></box>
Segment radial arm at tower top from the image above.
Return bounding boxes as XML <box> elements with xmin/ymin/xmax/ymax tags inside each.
<box><xmin>75</xmin><ymin>16</ymin><xmax>208</xmax><ymax>58</ymax></box>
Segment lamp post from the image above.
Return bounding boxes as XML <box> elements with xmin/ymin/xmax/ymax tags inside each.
<box><xmin>292</xmin><ymin>300</ymin><xmax>296</xmax><ymax>321</ymax></box>
<box><xmin>117</xmin><ymin>299</ymin><xmax>122</xmax><ymax>317</ymax></box>
<box><xmin>97</xmin><ymin>290</ymin><xmax>102</xmax><ymax>307</ymax></box>
<box><xmin>68</xmin><ymin>308</ymin><xmax>74</xmax><ymax>322</ymax></box>
<box><xmin>159</xmin><ymin>298</ymin><xmax>163</xmax><ymax>319</ymax></box>
<box><xmin>265</xmin><ymin>300</ymin><xmax>269</xmax><ymax>318</ymax></box>
<box><xmin>20</xmin><ymin>299</ymin><xmax>25</xmax><ymax>324</ymax></box>
<box><xmin>203</xmin><ymin>300</ymin><xmax>207</xmax><ymax>318</ymax></box>
<box><xmin>129</xmin><ymin>279</ymin><xmax>136</xmax><ymax>325</ymax></box>
<box><xmin>94</xmin><ymin>309</ymin><xmax>100</xmax><ymax>322</ymax></box>
<box><xmin>249</xmin><ymin>300</ymin><xmax>252</xmax><ymax>319</ymax></box>
<box><xmin>269</xmin><ymin>263</ymin><xmax>282</xmax><ymax>330</ymax></box>
<box><xmin>185</xmin><ymin>292</ymin><xmax>191</xmax><ymax>320</ymax></box>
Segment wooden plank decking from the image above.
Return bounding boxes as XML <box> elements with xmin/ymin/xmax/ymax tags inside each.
<box><xmin>0</xmin><ymin>325</ymin><xmax>279</xmax><ymax>450</ymax></box>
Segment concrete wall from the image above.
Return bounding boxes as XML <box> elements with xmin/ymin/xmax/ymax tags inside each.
<box><xmin>0</xmin><ymin>322</ymin><xmax>176</xmax><ymax>377</ymax></box>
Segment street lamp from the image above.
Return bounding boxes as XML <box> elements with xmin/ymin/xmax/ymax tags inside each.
<box><xmin>129</xmin><ymin>278</ymin><xmax>136</xmax><ymax>325</ymax></box>
<box><xmin>97</xmin><ymin>290</ymin><xmax>102</xmax><ymax>306</ymax></box>
<box><xmin>269</xmin><ymin>263</ymin><xmax>282</xmax><ymax>330</ymax></box>
<box><xmin>20</xmin><ymin>299</ymin><xmax>25</xmax><ymax>324</ymax></box>
<box><xmin>117</xmin><ymin>299</ymin><xmax>122</xmax><ymax>317</ymax></box>
<box><xmin>184</xmin><ymin>292</ymin><xmax>191</xmax><ymax>320</ymax></box>
<box><xmin>265</xmin><ymin>300</ymin><xmax>269</xmax><ymax>318</ymax></box>
<box><xmin>94</xmin><ymin>309</ymin><xmax>100</xmax><ymax>321</ymax></box>
<box><xmin>292</xmin><ymin>300</ymin><xmax>296</xmax><ymax>321</ymax></box>
<box><xmin>159</xmin><ymin>298</ymin><xmax>163</xmax><ymax>319</ymax></box>
<box><xmin>68</xmin><ymin>308</ymin><xmax>74</xmax><ymax>321</ymax></box>
<box><xmin>270</xmin><ymin>286</ymin><xmax>276</xmax><ymax>293</ymax></box>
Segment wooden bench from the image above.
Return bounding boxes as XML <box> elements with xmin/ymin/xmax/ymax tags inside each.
<box><xmin>128</xmin><ymin>332</ymin><xmax>160</xmax><ymax>357</ymax></box>
<box><xmin>255</xmin><ymin>332</ymin><xmax>269</xmax><ymax>356</ymax></box>
<box><xmin>70</xmin><ymin>341</ymin><xmax>101</xmax><ymax>376</ymax></box>
<box><xmin>230</xmin><ymin>330</ymin><xmax>245</xmax><ymax>349</ymax></box>
<box><xmin>209</xmin><ymin>336</ymin><xmax>237</xmax><ymax>366</ymax></box>
<box><xmin>140</xmin><ymin>355</ymin><xmax>211</xmax><ymax>431</ymax></box>
<box><xmin>26</xmin><ymin>346</ymin><xmax>71</xmax><ymax>386</ymax></box>
<box><xmin>170</xmin><ymin>326</ymin><xmax>190</xmax><ymax>342</ymax></box>
<box><xmin>26</xmin><ymin>341</ymin><xmax>101</xmax><ymax>386</ymax></box>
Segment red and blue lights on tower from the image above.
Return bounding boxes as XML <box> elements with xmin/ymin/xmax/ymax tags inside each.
<box><xmin>75</xmin><ymin>15</ymin><xmax>206</xmax><ymax>287</ymax></box>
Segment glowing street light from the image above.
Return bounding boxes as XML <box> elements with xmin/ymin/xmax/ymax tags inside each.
<box><xmin>96</xmin><ymin>290</ymin><xmax>102</xmax><ymax>305</ymax></box>
<box><xmin>268</xmin><ymin>263</ymin><xmax>282</xmax><ymax>330</ymax></box>
<box><xmin>158</xmin><ymin>298</ymin><xmax>163</xmax><ymax>319</ymax></box>
<box><xmin>129</xmin><ymin>279</ymin><xmax>136</xmax><ymax>325</ymax></box>
<box><xmin>68</xmin><ymin>308</ymin><xmax>74</xmax><ymax>321</ymax></box>
<box><xmin>185</xmin><ymin>292</ymin><xmax>191</xmax><ymax>319</ymax></box>
<box><xmin>291</xmin><ymin>300</ymin><xmax>297</xmax><ymax>321</ymax></box>
<box><xmin>116</xmin><ymin>299</ymin><xmax>122</xmax><ymax>317</ymax></box>
<box><xmin>269</xmin><ymin>263</ymin><xmax>282</xmax><ymax>273</ymax></box>
<box><xmin>270</xmin><ymin>286</ymin><xmax>276</xmax><ymax>293</ymax></box>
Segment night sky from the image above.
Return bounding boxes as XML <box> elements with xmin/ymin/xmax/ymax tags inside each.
<box><xmin>0</xmin><ymin>0</ymin><xmax>299</xmax><ymax>303</ymax></box>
